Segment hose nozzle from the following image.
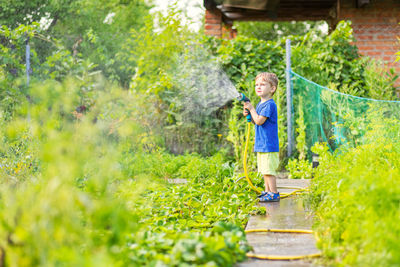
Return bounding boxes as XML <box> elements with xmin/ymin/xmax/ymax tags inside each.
<box><xmin>236</xmin><ymin>92</ymin><xmax>250</xmax><ymax>102</ymax></box>
<box><xmin>236</xmin><ymin>92</ymin><xmax>252</xmax><ymax>122</ymax></box>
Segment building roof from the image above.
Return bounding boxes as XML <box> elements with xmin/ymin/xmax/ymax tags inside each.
<box><xmin>204</xmin><ymin>0</ymin><xmax>341</xmax><ymax>23</ymax></box>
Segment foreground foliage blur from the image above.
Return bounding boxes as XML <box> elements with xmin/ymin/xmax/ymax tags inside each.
<box><xmin>1</xmin><ymin>2</ymin><xmax>400</xmax><ymax>265</ymax></box>
<box><xmin>0</xmin><ymin>75</ymin><xmax>265</xmax><ymax>265</ymax></box>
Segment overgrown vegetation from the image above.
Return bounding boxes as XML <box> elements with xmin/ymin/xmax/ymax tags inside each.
<box><xmin>0</xmin><ymin>75</ymin><xmax>265</xmax><ymax>265</ymax></box>
<box><xmin>1</xmin><ymin>1</ymin><xmax>399</xmax><ymax>265</ymax></box>
<box><xmin>307</xmin><ymin>115</ymin><xmax>400</xmax><ymax>266</ymax></box>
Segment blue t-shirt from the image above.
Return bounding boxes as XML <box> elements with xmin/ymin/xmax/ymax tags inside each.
<box><xmin>254</xmin><ymin>99</ymin><xmax>279</xmax><ymax>152</ymax></box>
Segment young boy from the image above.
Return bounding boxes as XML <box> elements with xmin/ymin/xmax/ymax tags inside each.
<box><xmin>243</xmin><ymin>72</ymin><xmax>280</xmax><ymax>202</ymax></box>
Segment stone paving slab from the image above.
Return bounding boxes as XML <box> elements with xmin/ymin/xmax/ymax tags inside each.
<box><xmin>275</xmin><ymin>177</ymin><xmax>311</xmax><ymax>188</ymax></box>
<box><xmin>247</xmin><ymin>198</ymin><xmax>313</xmax><ymax>230</ymax></box>
<box><xmin>167</xmin><ymin>178</ymin><xmax>188</xmax><ymax>184</ymax></box>
<box><xmin>238</xmin><ymin>179</ymin><xmax>320</xmax><ymax>267</ymax></box>
<box><xmin>238</xmin><ymin>258</ymin><xmax>314</xmax><ymax>267</ymax></box>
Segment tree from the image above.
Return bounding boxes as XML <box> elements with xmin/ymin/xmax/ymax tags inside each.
<box><xmin>0</xmin><ymin>0</ymin><xmax>153</xmax><ymax>87</ymax></box>
<box><xmin>0</xmin><ymin>0</ymin><xmax>73</xmax><ymax>29</ymax></box>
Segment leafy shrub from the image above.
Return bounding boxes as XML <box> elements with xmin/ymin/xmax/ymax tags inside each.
<box><xmin>126</xmin><ymin>222</ymin><xmax>251</xmax><ymax>266</ymax></box>
<box><xmin>286</xmin><ymin>158</ymin><xmax>313</xmax><ymax>179</ymax></box>
<box><xmin>307</xmin><ymin>119</ymin><xmax>400</xmax><ymax>266</ymax></box>
<box><xmin>124</xmin><ymin>174</ymin><xmax>264</xmax><ymax>266</ymax></box>
<box><xmin>363</xmin><ymin>58</ymin><xmax>398</xmax><ymax>100</ymax></box>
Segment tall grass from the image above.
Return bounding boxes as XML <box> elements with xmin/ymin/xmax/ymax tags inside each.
<box><xmin>308</xmin><ymin>116</ymin><xmax>400</xmax><ymax>266</ymax></box>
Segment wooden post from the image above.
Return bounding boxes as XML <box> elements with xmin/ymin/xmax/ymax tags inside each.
<box><xmin>286</xmin><ymin>39</ymin><xmax>293</xmax><ymax>157</ymax></box>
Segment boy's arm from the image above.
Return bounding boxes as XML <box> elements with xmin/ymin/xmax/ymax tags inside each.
<box><xmin>243</xmin><ymin>102</ymin><xmax>267</xmax><ymax>125</ymax></box>
<box><xmin>248</xmin><ymin>108</ymin><xmax>267</xmax><ymax>125</ymax></box>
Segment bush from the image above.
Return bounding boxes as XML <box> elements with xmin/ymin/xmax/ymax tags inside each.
<box><xmin>307</xmin><ymin>119</ymin><xmax>400</xmax><ymax>266</ymax></box>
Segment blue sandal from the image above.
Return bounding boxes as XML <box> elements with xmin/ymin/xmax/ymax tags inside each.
<box><xmin>257</xmin><ymin>191</ymin><xmax>268</xmax><ymax>198</ymax></box>
<box><xmin>258</xmin><ymin>192</ymin><xmax>280</xmax><ymax>202</ymax></box>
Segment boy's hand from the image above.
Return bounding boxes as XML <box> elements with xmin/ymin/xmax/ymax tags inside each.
<box><xmin>243</xmin><ymin>101</ymin><xmax>254</xmax><ymax>111</ymax></box>
<box><xmin>243</xmin><ymin>106</ymin><xmax>249</xmax><ymax>116</ymax></box>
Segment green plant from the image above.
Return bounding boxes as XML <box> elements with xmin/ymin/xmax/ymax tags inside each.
<box><xmin>307</xmin><ymin>119</ymin><xmax>400</xmax><ymax>266</ymax></box>
<box><xmin>286</xmin><ymin>158</ymin><xmax>313</xmax><ymax>179</ymax></box>
<box><xmin>363</xmin><ymin>58</ymin><xmax>398</xmax><ymax>100</ymax></box>
<box><xmin>292</xmin><ymin>21</ymin><xmax>365</xmax><ymax>95</ymax></box>
<box><xmin>296</xmin><ymin>96</ymin><xmax>307</xmax><ymax>160</ymax></box>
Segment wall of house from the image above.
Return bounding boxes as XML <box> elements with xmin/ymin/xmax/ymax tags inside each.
<box><xmin>204</xmin><ymin>9</ymin><xmax>237</xmax><ymax>39</ymax></box>
<box><xmin>205</xmin><ymin>9</ymin><xmax>222</xmax><ymax>38</ymax></box>
<box><xmin>339</xmin><ymin>0</ymin><xmax>400</xmax><ymax>76</ymax></box>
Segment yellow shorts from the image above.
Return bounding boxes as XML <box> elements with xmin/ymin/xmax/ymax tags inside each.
<box><xmin>257</xmin><ymin>152</ymin><xmax>279</xmax><ymax>176</ymax></box>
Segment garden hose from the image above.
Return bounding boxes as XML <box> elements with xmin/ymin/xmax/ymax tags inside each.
<box><xmin>246</xmin><ymin>251</ymin><xmax>321</xmax><ymax>260</ymax></box>
<box><xmin>243</xmin><ymin>121</ymin><xmax>262</xmax><ymax>194</ymax></box>
<box><xmin>242</xmin><ymin>122</ymin><xmax>321</xmax><ymax>261</ymax></box>
<box><xmin>245</xmin><ymin>229</ymin><xmax>313</xmax><ymax>234</ymax></box>
<box><xmin>244</xmin><ymin>228</ymin><xmax>321</xmax><ymax>260</ymax></box>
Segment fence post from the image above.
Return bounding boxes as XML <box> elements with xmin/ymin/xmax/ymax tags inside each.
<box><xmin>26</xmin><ymin>36</ymin><xmax>31</xmax><ymax>122</ymax></box>
<box><xmin>286</xmin><ymin>38</ymin><xmax>293</xmax><ymax>157</ymax></box>
<box><xmin>26</xmin><ymin>37</ymin><xmax>30</xmax><ymax>86</ymax></box>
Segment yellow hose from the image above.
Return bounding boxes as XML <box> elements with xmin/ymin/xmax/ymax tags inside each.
<box><xmin>280</xmin><ymin>189</ymin><xmax>306</xmax><ymax>199</ymax></box>
<box><xmin>246</xmin><ymin>252</ymin><xmax>321</xmax><ymax>260</ymax></box>
<box><xmin>245</xmin><ymin>229</ymin><xmax>313</xmax><ymax>234</ymax></box>
<box><xmin>278</xmin><ymin>186</ymin><xmax>308</xmax><ymax>190</ymax></box>
<box><xmin>243</xmin><ymin>122</ymin><xmax>262</xmax><ymax>194</ymax></box>
<box><xmin>242</xmin><ymin>122</ymin><xmax>321</xmax><ymax>261</ymax></box>
<box><xmin>244</xmin><ymin>228</ymin><xmax>321</xmax><ymax>260</ymax></box>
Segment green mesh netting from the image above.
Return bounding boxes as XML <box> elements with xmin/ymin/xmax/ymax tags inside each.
<box><xmin>290</xmin><ymin>70</ymin><xmax>400</xmax><ymax>154</ymax></box>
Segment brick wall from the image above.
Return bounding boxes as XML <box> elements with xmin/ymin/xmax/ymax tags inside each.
<box><xmin>204</xmin><ymin>9</ymin><xmax>222</xmax><ymax>38</ymax></box>
<box><xmin>339</xmin><ymin>0</ymin><xmax>400</xmax><ymax>77</ymax></box>
<box><xmin>204</xmin><ymin>9</ymin><xmax>237</xmax><ymax>39</ymax></box>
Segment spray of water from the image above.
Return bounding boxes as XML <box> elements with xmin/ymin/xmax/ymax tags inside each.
<box><xmin>169</xmin><ymin>45</ymin><xmax>241</xmax><ymax>122</ymax></box>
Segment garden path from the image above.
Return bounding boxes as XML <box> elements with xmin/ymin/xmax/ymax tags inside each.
<box><xmin>238</xmin><ymin>178</ymin><xmax>321</xmax><ymax>267</ymax></box>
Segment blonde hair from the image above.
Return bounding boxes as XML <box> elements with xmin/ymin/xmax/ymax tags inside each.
<box><xmin>255</xmin><ymin>72</ymin><xmax>278</xmax><ymax>90</ymax></box>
